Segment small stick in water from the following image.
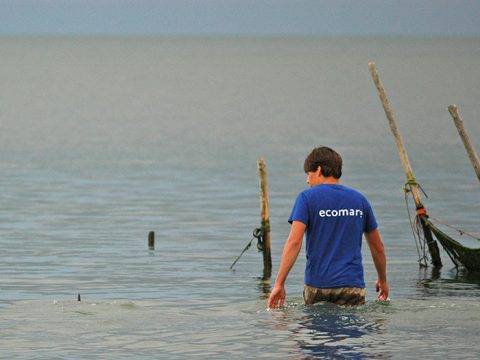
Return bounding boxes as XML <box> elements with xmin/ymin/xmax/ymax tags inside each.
<box><xmin>148</xmin><ymin>231</ymin><xmax>155</xmax><ymax>250</ymax></box>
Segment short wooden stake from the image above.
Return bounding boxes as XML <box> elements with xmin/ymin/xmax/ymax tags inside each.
<box><xmin>448</xmin><ymin>104</ymin><xmax>480</xmax><ymax>183</ymax></box>
<box><xmin>148</xmin><ymin>231</ymin><xmax>155</xmax><ymax>250</ymax></box>
<box><xmin>258</xmin><ymin>159</ymin><xmax>272</xmax><ymax>280</ymax></box>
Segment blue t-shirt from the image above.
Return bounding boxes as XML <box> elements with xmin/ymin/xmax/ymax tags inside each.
<box><xmin>288</xmin><ymin>184</ymin><xmax>378</xmax><ymax>289</ymax></box>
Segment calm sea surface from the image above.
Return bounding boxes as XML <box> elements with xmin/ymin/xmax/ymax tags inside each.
<box><xmin>1</xmin><ymin>37</ymin><xmax>479</xmax><ymax>359</ymax></box>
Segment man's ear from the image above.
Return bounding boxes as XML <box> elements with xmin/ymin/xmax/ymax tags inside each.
<box><xmin>316</xmin><ymin>166</ymin><xmax>322</xmax><ymax>177</ymax></box>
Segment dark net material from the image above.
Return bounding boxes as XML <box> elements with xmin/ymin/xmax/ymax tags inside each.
<box><xmin>426</xmin><ymin>220</ymin><xmax>480</xmax><ymax>272</ymax></box>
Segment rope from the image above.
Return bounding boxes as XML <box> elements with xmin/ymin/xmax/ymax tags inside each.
<box><xmin>404</xmin><ymin>183</ymin><xmax>429</xmax><ymax>267</ymax></box>
<box><xmin>403</xmin><ymin>175</ymin><xmax>428</xmax><ymax>198</ymax></box>
<box><xmin>428</xmin><ymin>215</ymin><xmax>480</xmax><ymax>241</ymax></box>
<box><xmin>254</xmin><ymin>227</ymin><xmax>266</xmax><ymax>252</ymax></box>
<box><xmin>230</xmin><ymin>227</ymin><xmax>266</xmax><ymax>270</ymax></box>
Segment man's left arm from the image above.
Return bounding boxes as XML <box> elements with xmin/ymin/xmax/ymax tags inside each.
<box><xmin>365</xmin><ymin>229</ymin><xmax>389</xmax><ymax>301</ymax></box>
<box><xmin>267</xmin><ymin>221</ymin><xmax>306</xmax><ymax>308</ymax></box>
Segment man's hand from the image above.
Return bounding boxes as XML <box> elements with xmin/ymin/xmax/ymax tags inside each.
<box><xmin>267</xmin><ymin>285</ymin><xmax>286</xmax><ymax>308</ymax></box>
<box><xmin>376</xmin><ymin>279</ymin><xmax>389</xmax><ymax>301</ymax></box>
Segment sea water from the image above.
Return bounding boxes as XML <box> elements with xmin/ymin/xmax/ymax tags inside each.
<box><xmin>0</xmin><ymin>37</ymin><xmax>479</xmax><ymax>359</ymax></box>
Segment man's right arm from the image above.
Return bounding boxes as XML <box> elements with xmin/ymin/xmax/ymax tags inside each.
<box><xmin>365</xmin><ymin>229</ymin><xmax>389</xmax><ymax>301</ymax></box>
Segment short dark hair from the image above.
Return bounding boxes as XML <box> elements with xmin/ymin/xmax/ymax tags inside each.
<box><xmin>304</xmin><ymin>146</ymin><xmax>342</xmax><ymax>179</ymax></box>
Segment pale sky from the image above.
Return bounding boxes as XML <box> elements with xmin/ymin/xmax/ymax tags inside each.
<box><xmin>0</xmin><ymin>0</ymin><xmax>479</xmax><ymax>37</ymax></box>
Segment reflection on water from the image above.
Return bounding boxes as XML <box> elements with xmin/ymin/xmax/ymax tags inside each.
<box><xmin>415</xmin><ymin>266</ymin><xmax>480</xmax><ymax>299</ymax></box>
<box><xmin>266</xmin><ymin>301</ymin><xmax>393</xmax><ymax>359</ymax></box>
<box><xmin>257</xmin><ymin>279</ymin><xmax>271</xmax><ymax>300</ymax></box>
<box><xmin>292</xmin><ymin>303</ymin><xmax>389</xmax><ymax>359</ymax></box>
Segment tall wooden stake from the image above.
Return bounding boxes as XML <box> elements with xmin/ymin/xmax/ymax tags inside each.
<box><xmin>368</xmin><ymin>62</ymin><xmax>442</xmax><ymax>268</ymax></box>
<box><xmin>448</xmin><ymin>104</ymin><xmax>480</xmax><ymax>183</ymax></box>
<box><xmin>258</xmin><ymin>159</ymin><xmax>272</xmax><ymax>280</ymax></box>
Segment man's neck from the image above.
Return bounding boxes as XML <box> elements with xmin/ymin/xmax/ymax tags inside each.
<box><xmin>319</xmin><ymin>176</ymin><xmax>340</xmax><ymax>185</ymax></box>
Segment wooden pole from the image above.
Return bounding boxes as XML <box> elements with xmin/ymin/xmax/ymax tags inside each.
<box><xmin>368</xmin><ymin>63</ymin><xmax>424</xmax><ymax>208</ymax></box>
<box><xmin>368</xmin><ymin>62</ymin><xmax>442</xmax><ymax>268</ymax></box>
<box><xmin>448</xmin><ymin>104</ymin><xmax>480</xmax><ymax>183</ymax></box>
<box><xmin>257</xmin><ymin>159</ymin><xmax>272</xmax><ymax>280</ymax></box>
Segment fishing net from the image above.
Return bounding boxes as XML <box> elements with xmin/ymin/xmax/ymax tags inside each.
<box><xmin>425</xmin><ymin>219</ymin><xmax>480</xmax><ymax>272</ymax></box>
<box><xmin>404</xmin><ymin>179</ymin><xmax>480</xmax><ymax>271</ymax></box>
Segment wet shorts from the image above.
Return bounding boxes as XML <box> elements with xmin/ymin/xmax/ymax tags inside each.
<box><xmin>303</xmin><ymin>285</ymin><xmax>366</xmax><ymax>306</ymax></box>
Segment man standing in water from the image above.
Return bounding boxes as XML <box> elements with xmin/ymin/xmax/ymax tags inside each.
<box><xmin>268</xmin><ymin>146</ymin><xmax>389</xmax><ymax>308</ymax></box>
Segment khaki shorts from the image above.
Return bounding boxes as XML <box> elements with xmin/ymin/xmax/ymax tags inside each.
<box><xmin>304</xmin><ymin>285</ymin><xmax>366</xmax><ymax>306</ymax></box>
